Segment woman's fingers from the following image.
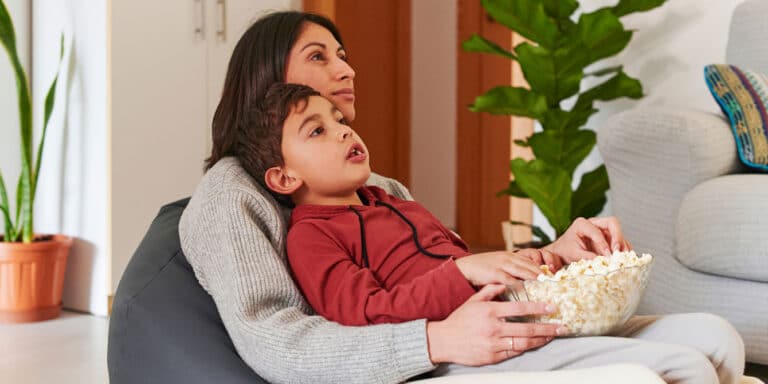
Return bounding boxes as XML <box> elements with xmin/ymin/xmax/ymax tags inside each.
<box><xmin>575</xmin><ymin>218</ymin><xmax>611</xmax><ymax>256</ymax></box>
<box><xmin>499</xmin><ymin>322</ymin><xmax>563</xmax><ymax>338</ymax></box>
<box><xmin>496</xmin><ymin>336</ymin><xmax>555</xmax><ymax>353</ymax></box>
<box><xmin>517</xmin><ymin>248</ymin><xmax>543</xmax><ymax>265</ymax></box>
<box><xmin>487</xmin><ymin>301</ymin><xmax>554</xmax><ymax>318</ymax></box>
<box><xmin>589</xmin><ymin>217</ymin><xmax>626</xmax><ymax>252</ymax></box>
<box><xmin>540</xmin><ymin>249</ymin><xmax>562</xmax><ymax>271</ymax></box>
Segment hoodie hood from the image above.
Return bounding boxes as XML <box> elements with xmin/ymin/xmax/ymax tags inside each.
<box><xmin>290</xmin><ymin>186</ymin><xmax>392</xmax><ymax>223</ymax></box>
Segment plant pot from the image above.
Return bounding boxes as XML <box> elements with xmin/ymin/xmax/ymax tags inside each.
<box><xmin>0</xmin><ymin>234</ymin><xmax>72</xmax><ymax>323</ymax></box>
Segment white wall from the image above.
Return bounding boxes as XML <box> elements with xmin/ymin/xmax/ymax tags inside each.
<box><xmin>411</xmin><ymin>0</ymin><xmax>457</xmax><ymax>228</ymax></box>
<box><xmin>0</xmin><ymin>0</ymin><xmax>29</xmax><ymax>234</ymax></box>
<box><xmin>532</xmin><ymin>0</ymin><xmax>745</xmax><ymax>238</ymax></box>
<box><xmin>33</xmin><ymin>0</ymin><xmax>109</xmax><ymax>316</ymax></box>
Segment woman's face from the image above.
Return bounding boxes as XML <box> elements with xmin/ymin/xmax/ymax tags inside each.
<box><xmin>285</xmin><ymin>23</ymin><xmax>356</xmax><ymax>121</ymax></box>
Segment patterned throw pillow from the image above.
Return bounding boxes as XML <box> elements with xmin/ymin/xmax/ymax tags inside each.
<box><xmin>704</xmin><ymin>64</ymin><xmax>768</xmax><ymax>171</ymax></box>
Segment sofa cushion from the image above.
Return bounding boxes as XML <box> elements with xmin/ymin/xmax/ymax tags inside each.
<box><xmin>704</xmin><ymin>64</ymin><xmax>768</xmax><ymax>171</ymax></box>
<box><xmin>676</xmin><ymin>175</ymin><xmax>768</xmax><ymax>282</ymax></box>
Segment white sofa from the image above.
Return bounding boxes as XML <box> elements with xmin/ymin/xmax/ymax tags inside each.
<box><xmin>598</xmin><ymin>0</ymin><xmax>768</xmax><ymax>365</ymax></box>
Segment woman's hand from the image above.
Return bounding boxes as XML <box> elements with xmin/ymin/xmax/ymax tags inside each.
<box><xmin>516</xmin><ymin>248</ymin><xmax>563</xmax><ymax>272</ymax></box>
<box><xmin>544</xmin><ymin>217</ymin><xmax>632</xmax><ymax>263</ymax></box>
<box><xmin>455</xmin><ymin>251</ymin><xmax>543</xmax><ymax>286</ymax></box>
<box><xmin>426</xmin><ymin>284</ymin><xmax>565</xmax><ymax>366</ymax></box>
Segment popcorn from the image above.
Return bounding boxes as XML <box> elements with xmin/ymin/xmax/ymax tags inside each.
<box><xmin>506</xmin><ymin>250</ymin><xmax>653</xmax><ymax>336</ymax></box>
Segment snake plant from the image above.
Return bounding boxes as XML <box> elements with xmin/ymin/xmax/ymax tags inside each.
<box><xmin>0</xmin><ymin>0</ymin><xmax>64</xmax><ymax>243</ymax></box>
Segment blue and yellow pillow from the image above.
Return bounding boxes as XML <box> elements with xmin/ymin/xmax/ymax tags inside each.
<box><xmin>705</xmin><ymin>64</ymin><xmax>768</xmax><ymax>171</ymax></box>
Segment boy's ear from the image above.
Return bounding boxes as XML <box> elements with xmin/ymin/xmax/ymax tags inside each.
<box><xmin>264</xmin><ymin>166</ymin><xmax>303</xmax><ymax>195</ymax></box>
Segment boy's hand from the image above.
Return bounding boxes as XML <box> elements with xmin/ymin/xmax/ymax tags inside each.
<box><xmin>455</xmin><ymin>250</ymin><xmax>542</xmax><ymax>286</ymax></box>
<box><xmin>515</xmin><ymin>248</ymin><xmax>563</xmax><ymax>273</ymax></box>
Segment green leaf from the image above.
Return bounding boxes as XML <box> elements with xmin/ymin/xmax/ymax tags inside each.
<box><xmin>481</xmin><ymin>0</ymin><xmax>560</xmax><ymax>49</ymax></box>
<box><xmin>527</xmin><ymin>130</ymin><xmax>596</xmax><ymax>176</ymax></box>
<box><xmin>497</xmin><ymin>180</ymin><xmax>528</xmax><ymax>198</ymax></box>
<box><xmin>0</xmin><ymin>170</ymin><xmax>15</xmax><ymax>241</ymax></box>
<box><xmin>577</xmin><ymin>8</ymin><xmax>633</xmax><ymax>65</ymax></box>
<box><xmin>585</xmin><ymin>65</ymin><xmax>623</xmax><ymax>77</ymax></box>
<box><xmin>515</xmin><ymin>42</ymin><xmax>583</xmax><ymax>104</ymax></box>
<box><xmin>462</xmin><ymin>34</ymin><xmax>516</xmax><ymax>60</ymax></box>
<box><xmin>508</xmin><ymin>220</ymin><xmax>553</xmax><ymax>245</ymax></box>
<box><xmin>571</xmin><ymin>164</ymin><xmax>610</xmax><ymax>219</ymax></box>
<box><xmin>573</xmin><ymin>70</ymin><xmax>643</xmax><ymax>112</ymax></box>
<box><xmin>541</xmin><ymin>0</ymin><xmax>578</xmax><ymax>21</ymax></box>
<box><xmin>513</xmin><ymin>139</ymin><xmax>529</xmax><ymax>147</ymax></box>
<box><xmin>0</xmin><ymin>0</ymin><xmax>35</xmax><ymax>243</ymax></box>
<box><xmin>510</xmin><ymin>158</ymin><xmax>572</xmax><ymax>236</ymax></box>
<box><xmin>33</xmin><ymin>33</ymin><xmax>65</xmax><ymax>202</ymax></box>
<box><xmin>540</xmin><ymin>108</ymin><xmax>598</xmax><ymax>132</ymax></box>
<box><xmin>469</xmin><ymin>86</ymin><xmax>548</xmax><ymax>119</ymax></box>
<box><xmin>611</xmin><ymin>0</ymin><xmax>667</xmax><ymax>18</ymax></box>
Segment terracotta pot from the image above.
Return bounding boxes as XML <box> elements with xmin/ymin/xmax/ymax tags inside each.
<box><xmin>0</xmin><ymin>235</ymin><xmax>72</xmax><ymax>323</ymax></box>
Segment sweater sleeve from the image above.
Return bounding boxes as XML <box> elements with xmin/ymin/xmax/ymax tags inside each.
<box><xmin>179</xmin><ymin>167</ymin><xmax>435</xmax><ymax>384</ymax></box>
<box><xmin>287</xmin><ymin>222</ymin><xmax>476</xmax><ymax>326</ymax></box>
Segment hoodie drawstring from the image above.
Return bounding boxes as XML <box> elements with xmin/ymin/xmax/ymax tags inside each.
<box><xmin>348</xmin><ymin>201</ymin><xmax>451</xmax><ymax>268</ymax></box>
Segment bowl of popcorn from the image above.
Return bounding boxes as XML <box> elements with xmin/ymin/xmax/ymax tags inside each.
<box><xmin>506</xmin><ymin>250</ymin><xmax>654</xmax><ymax>336</ymax></box>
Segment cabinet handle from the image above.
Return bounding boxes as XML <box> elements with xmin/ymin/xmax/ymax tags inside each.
<box><xmin>216</xmin><ymin>0</ymin><xmax>226</xmax><ymax>41</ymax></box>
<box><xmin>194</xmin><ymin>0</ymin><xmax>205</xmax><ymax>39</ymax></box>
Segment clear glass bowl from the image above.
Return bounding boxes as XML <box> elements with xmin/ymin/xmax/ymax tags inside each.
<box><xmin>505</xmin><ymin>260</ymin><xmax>654</xmax><ymax>336</ymax></box>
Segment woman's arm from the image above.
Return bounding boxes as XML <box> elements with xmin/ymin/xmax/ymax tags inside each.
<box><xmin>179</xmin><ymin>161</ymin><xmax>434</xmax><ymax>384</ymax></box>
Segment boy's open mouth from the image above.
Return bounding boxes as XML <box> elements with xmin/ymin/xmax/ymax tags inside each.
<box><xmin>347</xmin><ymin>143</ymin><xmax>366</xmax><ymax>161</ymax></box>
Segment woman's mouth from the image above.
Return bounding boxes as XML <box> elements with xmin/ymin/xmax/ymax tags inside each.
<box><xmin>332</xmin><ymin>88</ymin><xmax>355</xmax><ymax>102</ymax></box>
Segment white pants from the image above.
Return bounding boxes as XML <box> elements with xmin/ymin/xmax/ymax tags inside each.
<box><xmin>429</xmin><ymin>313</ymin><xmax>745</xmax><ymax>384</ymax></box>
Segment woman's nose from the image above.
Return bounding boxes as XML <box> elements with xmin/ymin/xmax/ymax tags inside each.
<box><xmin>334</xmin><ymin>57</ymin><xmax>355</xmax><ymax>81</ymax></box>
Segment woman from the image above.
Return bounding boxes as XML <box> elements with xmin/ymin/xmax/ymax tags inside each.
<box><xmin>179</xmin><ymin>11</ymin><xmax>745</xmax><ymax>384</ymax></box>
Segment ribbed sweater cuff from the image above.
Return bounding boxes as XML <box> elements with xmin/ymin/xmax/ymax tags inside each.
<box><xmin>392</xmin><ymin>319</ymin><xmax>436</xmax><ymax>379</ymax></box>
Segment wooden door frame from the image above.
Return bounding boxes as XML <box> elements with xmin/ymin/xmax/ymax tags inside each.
<box><xmin>456</xmin><ymin>0</ymin><xmax>533</xmax><ymax>250</ymax></box>
<box><xmin>303</xmin><ymin>0</ymin><xmax>411</xmax><ymax>187</ymax></box>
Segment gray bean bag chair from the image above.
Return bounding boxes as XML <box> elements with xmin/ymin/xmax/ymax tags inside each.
<box><xmin>107</xmin><ymin>198</ymin><xmax>268</xmax><ymax>383</ymax></box>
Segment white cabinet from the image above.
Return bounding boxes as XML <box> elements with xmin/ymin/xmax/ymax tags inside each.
<box><xmin>109</xmin><ymin>0</ymin><xmax>296</xmax><ymax>303</ymax></box>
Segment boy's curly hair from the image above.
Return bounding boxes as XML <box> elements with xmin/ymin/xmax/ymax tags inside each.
<box><xmin>235</xmin><ymin>83</ymin><xmax>320</xmax><ymax>207</ymax></box>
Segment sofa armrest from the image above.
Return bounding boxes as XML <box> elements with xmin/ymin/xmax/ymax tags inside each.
<box><xmin>596</xmin><ymin>107</ymin><xmax>743</xmax><ymax>256</ymax></box>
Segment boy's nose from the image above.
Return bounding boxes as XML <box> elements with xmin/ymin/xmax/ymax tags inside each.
<box><xmin>338</xmin><ymin>127</ymin><xmax>353</xmax><ymax>141</ymax></box>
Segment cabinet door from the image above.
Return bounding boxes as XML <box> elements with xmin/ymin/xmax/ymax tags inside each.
<box><xmin>110</xmin><ymin>0</ymin><xmax>209</xmax><ymax>291</ymax></box>
<box><xmin>204</xmin><ymin>0</ymin><xmax>293</xmax><ymax>153</ymax></box>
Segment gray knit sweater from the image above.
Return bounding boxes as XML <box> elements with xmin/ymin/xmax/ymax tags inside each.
<box><xmin>179</xmin><ymin>157</ymin><xmax>436</xmax><ymax>384</ymax></box>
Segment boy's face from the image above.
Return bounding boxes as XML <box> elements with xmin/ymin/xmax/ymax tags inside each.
<box><xmin>278</xmin><ymin>95</ymin><xmax>371</xmax><ymax>201</ymax></box>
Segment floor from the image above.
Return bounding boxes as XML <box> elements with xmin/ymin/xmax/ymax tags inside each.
<box><xmin>0</xmin><ymin>311</ymin><xmax>108</xmax><ymax>383</ymax></box>
<box><xmin>0</xmin><ymin>311</ymin><xmax>765</xmax><ymax>383</ymax></box>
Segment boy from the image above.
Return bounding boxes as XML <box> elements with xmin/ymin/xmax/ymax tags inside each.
<box><xmin>243</xmin><ymin>83</ymin><xmax>552</xmax><ymax>326</ymax></box>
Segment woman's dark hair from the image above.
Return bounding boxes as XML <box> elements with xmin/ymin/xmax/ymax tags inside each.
<box><xmin>205</xmin><ymin>11</ymin><xmax>343</xmax><ymax>171</ymax></box>
<box><xmin>238</xmin><ymin>83</ymin><xmax>320</xmax><ymax>207</ymax></box>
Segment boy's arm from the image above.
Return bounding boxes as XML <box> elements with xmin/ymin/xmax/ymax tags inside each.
<box><xmin>288</xmin><ymin>222</ymin><xmax>477</xmax><ymax>326</ymax></box>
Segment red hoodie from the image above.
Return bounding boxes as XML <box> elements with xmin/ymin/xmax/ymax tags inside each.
<box><xmin>287</xmin><ymin>186</ymin><xmax>476</xmax><ymax>326</ymax></box>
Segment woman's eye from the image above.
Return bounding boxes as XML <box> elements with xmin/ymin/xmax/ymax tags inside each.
<box><xmin>309</xmin><ymin>127</ymin><xmax>324</xmax><ymax>137</ymax></box>
<box><xmin>310</xmin><ymin>52</ymin><xmax>325</xmax><ymax>61</ymax></box>
<box><xmin>338</xmin><ymin>54</ymin><xmax>348</xmax><ymax>62</ymax></box>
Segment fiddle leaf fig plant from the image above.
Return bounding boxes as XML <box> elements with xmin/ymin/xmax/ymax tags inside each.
<box><xmin>0</xmin><ymin>0</ymin><xmax>64</xmax><ymax>243</ymax></box>
<box><xmin>464</xmin><ymin>0</ymin><xmax>665</xmax><ymax>244</ymax></box>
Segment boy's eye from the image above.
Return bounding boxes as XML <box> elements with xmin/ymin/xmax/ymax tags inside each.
<box><xmin>338</xmin><ymin>117</ymin><xmax>348</xmax><ymax>125</ymax></box>
<box><xmin>309</xmin><ymin>127</ymin><xmax>324</xmax><ymax>137</ymax></box>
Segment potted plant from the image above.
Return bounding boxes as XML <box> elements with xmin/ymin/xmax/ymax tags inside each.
<box><xmin>0</xmin><ymin>0</ymin><xmax>69</xmax><ymax>323</ymax></box>
<box><xmin>464</xmin><ymin>0</ymin><xmax>666</xmax><ymax>247</ymax></box>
